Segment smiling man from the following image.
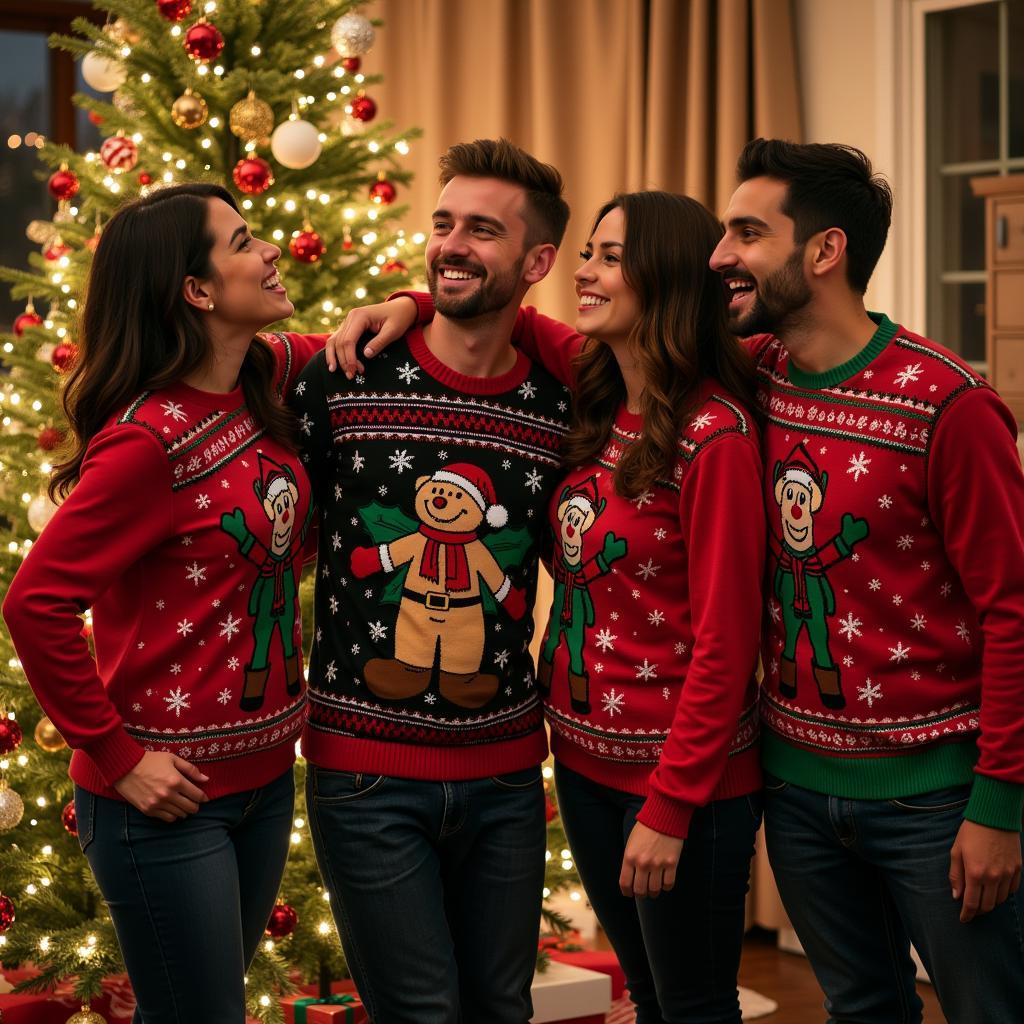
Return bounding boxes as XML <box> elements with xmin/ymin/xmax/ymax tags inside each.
<box><xmin>711</xmin><ymin>139</ymin><xmax>1024</xmax><ymax>1023</ymax></box>
<box><xmin>290</xmin><ymin>139</ymin><xmax>571</xmax><ymax>1024</ymax></box>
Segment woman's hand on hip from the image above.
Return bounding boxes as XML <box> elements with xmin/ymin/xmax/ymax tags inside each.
<box><xmin>113</xmin><ymin>751</ymin><xmax>210</xmax><ymax>821</ymax></box>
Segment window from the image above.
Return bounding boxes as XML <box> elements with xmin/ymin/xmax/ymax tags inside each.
<box><xmin>925</xmin><ymin>0</ymin><xmax>1024</xmax><ymax>367</ymax></box>
<box><xmin>0</xmin><ymin>2</ymin><xmax>99</xmax><ymax>329</ymax></box>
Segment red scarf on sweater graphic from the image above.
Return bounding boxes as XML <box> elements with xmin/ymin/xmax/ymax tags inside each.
<box><xmin>417</xmin><ymin>524</ymin><xmax>477</xmax><ymax>591</ymax></box>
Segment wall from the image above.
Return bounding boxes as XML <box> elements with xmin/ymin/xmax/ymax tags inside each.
<box><xmin>794</xmin><ymin>0</ymin><xmax>905</xmax><ymax>321</ymax></box>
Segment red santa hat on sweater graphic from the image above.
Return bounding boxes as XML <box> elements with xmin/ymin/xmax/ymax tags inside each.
<box><xmin>430</xmin><ymin>463</ymin><xmax>508</xmax><ymax>528</ymax></box>
<box><xmin>774</xmin><ymin>442</ymin><xmax>828</xmax><ymax>511</ymax></box>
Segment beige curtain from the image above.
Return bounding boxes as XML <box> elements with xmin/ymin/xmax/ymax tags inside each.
<box><xmin>364</xmin><ymin>0</ymin><xmax>800</xmax><ymax>933</ymax></box>
<box><xmin>366</xmin><ymin>0</ymin><xmax>802</xmax><ymax>324</ymax></box>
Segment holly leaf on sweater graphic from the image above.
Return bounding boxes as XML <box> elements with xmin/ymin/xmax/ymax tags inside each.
<box><xmin>478</xmin><ymin>526</ymin><xmax>533</xmax><ymax>614</ymax></box>
<box><xmin>358</xmin><ymin>501</ymin><xmax>418</xmax><ymax>543</ymax></box>
<box><xmin>481</xmin><ymin>525</ymin><xmax>532</xmax><ymax>571</ymax></box>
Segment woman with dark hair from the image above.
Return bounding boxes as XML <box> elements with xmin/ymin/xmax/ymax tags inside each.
<box><xmin>4</xmin><ymin>183</ymin><xmax>323</xmax><ymax>1022</ymax></box>
<box><xmin>332</xmin><ymin>190</ymin><xmax>766</xmax><ymax>1023</ymax></box>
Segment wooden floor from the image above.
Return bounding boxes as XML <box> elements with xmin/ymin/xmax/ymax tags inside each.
<box><xmin>737</xmin><ymin>930</ymin><xmax>945</xmax><ymax>1022</ymax></box>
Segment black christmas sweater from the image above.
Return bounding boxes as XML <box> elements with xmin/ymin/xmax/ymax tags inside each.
<box><xmin>292</xmin><ymin>327</ymin><xmax>572</xmax><ymax>779</ymax></box>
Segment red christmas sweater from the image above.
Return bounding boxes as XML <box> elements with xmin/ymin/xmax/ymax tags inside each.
<box><xmin>3</xmin><ymin>332</ymin><xmax>324</xmax><ymax>800</ymax></box>
<box><xmin>752</xmin><ymin>314</ymin><xmax>1024</xmax><ymax>831</ymax></box>
<box><xmin>401</xmin><ymin>294</ymin><xmax>764</xmax><ymax>837</ymax></box>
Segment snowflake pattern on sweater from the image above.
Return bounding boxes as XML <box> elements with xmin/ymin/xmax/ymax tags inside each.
<box><xmin>755</xmin><ymin>316</ymin><xmax>1024</xmax><ymax>811</ymax></box>
<box><xmin>3</xmin><ymin>333</ymin><xmax>323</xmax><ymax>799</ymax></box>
<box><xmin>292</xmin><ymin>328</ymin><xmax>572</xmax><ymax>780</ymax></box>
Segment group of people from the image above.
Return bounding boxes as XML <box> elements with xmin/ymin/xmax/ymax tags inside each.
<box><xmin>4</xmin><ymin>133</ymin><xmax>1023</xmax><ymax>1024</ymax></box>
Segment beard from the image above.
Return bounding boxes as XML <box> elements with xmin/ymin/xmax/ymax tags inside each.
<box><xmin>428</xmin><ymin>254</ymin><xmax>525</xmax><ymax>320</ymax></box>
<box><xmin>729</xmin><ymin>247</ymin><xmax>812</xmax><ymax>336</ymax></box>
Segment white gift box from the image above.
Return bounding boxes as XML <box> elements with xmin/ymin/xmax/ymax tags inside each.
<box><xmin>530</xmin><ymin>960</ymin><xmax>612</xmax><ymax>1023</ymax></box>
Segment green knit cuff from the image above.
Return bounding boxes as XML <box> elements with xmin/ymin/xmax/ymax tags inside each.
<box><xmin>965</xmin><ymin>775</ymin><xmax>1024</xmax><ymax>832</ymax></box>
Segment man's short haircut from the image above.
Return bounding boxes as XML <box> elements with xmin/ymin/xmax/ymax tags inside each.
<box><xmin>737</xmin><ymin>138</ymin><xmax>893</xmax><ymax>294</ymax></box>
<box><xmin>439</xmin><ymin>138</ymin><xmax>570</xmax><ymax>249</ymax></box>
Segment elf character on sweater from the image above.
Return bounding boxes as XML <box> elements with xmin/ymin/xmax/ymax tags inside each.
<box><xmin>537</xmin><ymin>476</ymin><xmax>628</xmax><ymax>713</ymax></box>
<box><xmin>772</xmin><ymin>443</ymin><xmax>868</xmax><ymax>709</ymax></box>
<box><xmin>221</xmin><ymin>452</ymin><xmax>312</xmax><ymax>711</ymax></box>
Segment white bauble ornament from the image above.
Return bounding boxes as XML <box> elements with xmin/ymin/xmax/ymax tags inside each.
<box><xmin>28</xmin><ymin>494</ymin><xmax>58</xmax><ymax>533</ymax></box>
<box><xmin>270</xmin><ymin>118</ymin><xmax>322</xmax><ymax>170</ymax></box>
<box><xmin>81</xmin><ymin>51</ymin><xmax>126</xmax><ymax>92</ymax></box>
<box><xmin>331</xmin><ymin>12</ymin><xmax>375</xmax><ymax>56</ymax></box>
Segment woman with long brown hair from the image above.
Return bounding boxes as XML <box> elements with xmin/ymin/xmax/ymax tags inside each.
<box><xmin>332</xmin><ymin>190</ymin><xmax>766</xmax><ymax>1023</ymax></box>
<box><xmin>4</xmin><ymin>183</ymin><xmax>323</xmax><ymax>1023</ymax></box>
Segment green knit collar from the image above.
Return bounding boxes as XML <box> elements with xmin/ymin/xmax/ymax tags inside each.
<box><xmin>787</xmin><ymin>312</ymin><xmax>898</xmax><ymax>390</ymax></box>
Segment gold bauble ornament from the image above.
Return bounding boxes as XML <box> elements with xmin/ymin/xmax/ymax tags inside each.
<box><xmin>106</xmin><ymin>18</ymin><xmax>140</xmax><ymax>46</ymax></box>
<box><xmin>26</xmin><ymin>220</ymin><xmax>59</xmax><ymax>246</ymax></box>
<box><xmin>113</xmin><ymin>89</ymin><xmax>141</xmax><ymax>119</ymax></box>
<box><xmin>171</xmin><ymin>89</ymin><xmax>208</xmax><ymax>130</ymax></box>
<box><xmin>65</xmin><ymin>1006</ymin><xmax>107</xmax><ymax>1024</ymax></box>
<box><xmin>0</xmin><ymin>779</ymin><xmax>24</xmax><ymax>831</ymax></box>
<box><xmin>34</xmin><ymin>716</ymin><xmax>67</xmax><ymax>752</ymax></box>
<box><xmin>229</xmin><ymin>91</ymin><xmax>274</xmax><ymax>143</ymax></box>
<box><xmin>331</xmin><ymin>12</ymin><xmax>375</xmax><ymax>57</ymax></box>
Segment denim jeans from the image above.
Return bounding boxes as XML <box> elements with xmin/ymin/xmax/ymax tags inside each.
<box><xmin>75</xmin><ymin>768</ymin><xmax>294</xmax><ymax>1024</ymax></box>
<box><xmin>306</xmin><ymin>765</ymin><xmax>546</xmax><ymax>1024</ymax></box>
<box><xmin>764</xmin><ymin>774</ymin><xmax>1024</xmax><ymax>1024</ymax></box>
<box><xmin>554</xmin><ymin>763</ymin><xmax>762</xmax><ymax>1024</ymax></box>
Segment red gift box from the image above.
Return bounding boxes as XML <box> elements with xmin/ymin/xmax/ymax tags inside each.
<box><xmin>0</xmin><ymin>966</ymin><xmax>136</xmax><ymax>1023</ymax></box>
<box><xmin>282</xmin><ymin>983</ymin><xmax>366</xmax><ymax>1023</ymax></box>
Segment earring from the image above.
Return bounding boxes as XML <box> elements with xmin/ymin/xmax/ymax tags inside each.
<box><xmin>207</xmin><ymin>302</ymin><xmax>215</xmax><ymax>311</ymax></box>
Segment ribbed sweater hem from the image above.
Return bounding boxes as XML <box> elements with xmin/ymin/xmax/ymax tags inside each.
<box><xmin>301</xmin><ymin>727</ymin><xmax>548</xmax><ymax>781</ymax></box>
<box><xmin>551</xmin><ymin>736</ymin><xmax>762</xmax><ymax>838</ymax></box>
<box><xmin>70</xmin><ymin>743</ymin><xmax>297</xmax><ymax>801</ymax></box>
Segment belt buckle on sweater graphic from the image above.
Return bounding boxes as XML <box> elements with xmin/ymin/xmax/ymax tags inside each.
<box><xmin>537</xmin><ymin>476</ymin><xmax>627</xmax><ymax>714</ymax></box>
<box><xmin>350</xmin><ymin>463</ymin><xmax>531</xmax><ymax>709</ymax></box>
<box><xmin>220</xmin><ymin>453</ymin><xmax>312</xmax><ymax>711</ymax></box>
<box><xmin>771</xmin><ymin>443</ymin><xmax>868</xmax><ymax>710</ymax></box>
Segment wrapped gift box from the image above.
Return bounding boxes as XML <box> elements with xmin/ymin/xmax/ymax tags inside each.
<box><xmin>0</xmin><ymin>966</ymin><xmax>136</xmax><ymax>1023</ymax></box>
<box><xmin>282</xmin><ymin>989</ymin><xmax>366</xmax><ymax>1023</ymax></box>
<box><xmin>530</xmin><ymin>959</ymin><xmax>611</xmax><ymax>1024</ymax></box>
<box><xmin>548</xmin><ymin>949</ymin><xmax>625</xmax><ymax>1001</ymax></box>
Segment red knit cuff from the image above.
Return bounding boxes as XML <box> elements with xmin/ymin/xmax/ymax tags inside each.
<box><xmin>82</xmin><ymin>727</ymin><xmax>146</xmax><ymax>787</ymax></box>
<box><xmin>635</xmin><ymin>791</ymin><xmax>695</xmax><ymax>840</ymax></box>
<box><xmin>388</xmin><ymin>290</ymin><xmax>433</xmax><ymax>326</ymax></box>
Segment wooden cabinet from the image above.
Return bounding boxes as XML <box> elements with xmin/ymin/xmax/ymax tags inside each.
<box><xmin>971</xmin><ymin>175</ymin><xmax>1024</xmax><ymax>419</ymax></box>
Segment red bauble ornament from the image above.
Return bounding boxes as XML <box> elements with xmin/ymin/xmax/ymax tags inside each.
<box><xmin>88</xmin><ymin>111</ymin><xmax>104</xmax><ymax>126</ymax></box>
<box><xmin>265</xmin><ymin>902</ymin><xmax>298</xmax><ymax>938</ymax></box>
<box><xmin>14</xmin><ymin>304</ymin><xmax>43</xmax><ymax>336</ymax></box>
<box><xmin>62</xmin><ymin>800</ymin><xmax>78</xmax><ymax>836</ymax></box>
<box><xmin>37</xmin><ymin>426</ymin><xmax>66</xmax><ymax>451</ymax></box>
<box><xmin>156</xmin><ymin>0</ymin><xmax>192</xmax><ymax>20</ymax></box>
<box><xmin>138</xmin><ymin>171</ymin><xmax>153</xmax><ymax>186</ymax></box>
<box><xmin>85</xmin><ymin>231</ymin><xmax>102</xmax><ymax>253</ymax></box>
<box><xmin>349</xmin><ymin>95</ymin><xmax>377</xmax><ymax>123</ymax></box>
<box><xmin>51</xmin><ymin>342</ymin><xmax>78</xmax><ymax>373</ymax></box>
<box><xmin>341</xmin><ymin>56</ymin><xmax>361</xmax><ymax>72</ymax></box>
<box><xmin>100</xmin><ymin>135</ymin><xmax>139</xmax><ymax>173</ymax></box>
<box><xmin>544</xmin><ymin>795</ymin><xmax>558</xmax><ymax>822</ymax></box>
<box><xmin>0</xmin><ymin>894</ymin><xmax>15</xmax><ymax>934</ymax></box>
<box><xmin>232</xmin><ymin>157</ymin><xmax>274</xmax><ymax>195</ymax></box>
<box><xmin>0</xmin><ymin>718</ymin><xmax>23</xmax><ymax>756</ymax></box>
<box><xmin>369</xmin><ymin>177</ymin><xmax>396</xmax><ymax>206</ymax></box>
<box><xmin>48</xmin><ymin>168</ymin><xmax>79</xmax><ymax>201</ymax></box>
<box><xmin>382</xmin><ymin>259</ymin><xmax>407</xmax><ymax>274</ymax></box>
<box><xmin>44</xmin><ymin>241</ymin><xmax>71</xmax><ymax>262</ymax></box>
<box><xmin>184</xmin><ymin>20</ymin><xmax>224</xmax><ymax>62</ymax></box>
<box><xmin>289</xmin><ymin>228</ymin><xmax>325</xmax><ymax>264</ymax></box>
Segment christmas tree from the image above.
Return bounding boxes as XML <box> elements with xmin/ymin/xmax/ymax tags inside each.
<box><xmin>0</xmin><ymin>3</ymin><xmax>580</xmax><ymax>1020</ymax></box>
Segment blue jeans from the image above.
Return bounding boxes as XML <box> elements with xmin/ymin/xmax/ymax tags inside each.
<box><xmin>764</xmin><ymin>775</ymin><xmax>1024</xmax><ymax>1023</ymax></box>
<box><xmin>306</xmin><ymin>765</ymin><xmax>546</xmax><ymax>1024</ymax></box>
<box><xmin>554</xmin><ymin>763</ymin><xmax>762</xmax><ymax>1024</ymax></box>
<box><xmin>75</xmin><ymin>768</ymin><xmax>294</xmax><ymax>1024</ymax></box>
